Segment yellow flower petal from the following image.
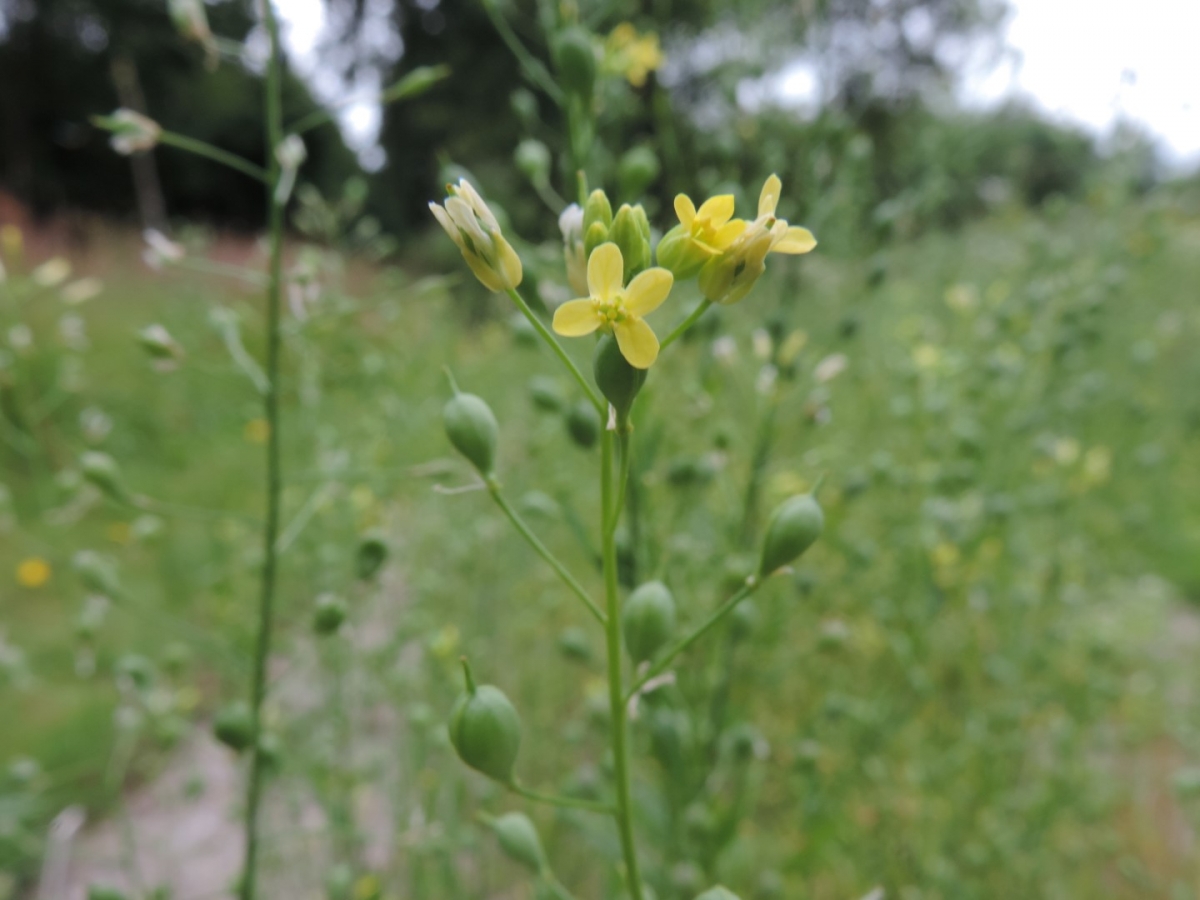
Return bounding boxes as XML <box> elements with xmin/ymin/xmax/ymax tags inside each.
<box><xmin>587</xmin><ymin>243</ymin><xmax>624</xmax><ymax>301</ymax></box>
<box><xmin>674</xmin><ymin>194</ymin><xmax>697</xmax><ymax>229</ymax></box>
<box><xmin>493</xmin><ymin>234</ymin><xmax>524</xmax><ymax>289</ymax></box>
<box><xmin>711</xmin><ymin>218</ymin><xmax>748</xmax><ymax>250</ymax></box>
<box><xmin>696</xmin><ymin>194</ymin><xmax>736</xmax><ymax>227</ymax></box>
<box><xmin>614</xmin><ymin>317</ymin><xmax>659</xmax><ymax>369</ymax></box>
<box><xmin>623</xmin><ymin>267</ymin><xmax>673</xmax><ymax>317</ymax></box>
<box><xmin>553</xmin><ymin>298</ymin><xmax>602</xmax><ymax>336</ymax></box>
<box><xmin>759</xmin><ymin>174</ymin><xmax>782</xmax><ymax>217</ymax></box>
<box><xmin>772</xmin><ymin>226</ymin><xmax>817</xmax><ymax>255</ymax></box>
<box><xmin>429</xmin><ymin>203</ymin><xmax>461</xmax><ymax>247</ymax></box>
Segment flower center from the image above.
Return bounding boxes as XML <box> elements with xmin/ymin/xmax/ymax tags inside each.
<box><xmin>594</xmin><ymin>293</ymin><xmax>629</xmax><ymax>325</ymax></box>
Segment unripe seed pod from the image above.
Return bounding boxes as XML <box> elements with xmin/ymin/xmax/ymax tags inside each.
<box><xmin>528</xmin><ymin>375</ymin><xmax>565</xmax><ymax>413</ymax></box>
<box><xmin>80</xmin><ymin>451</ymin><xmax>128</xmax><ymax>502</ymax></box>
<box><xmin>758</xmin><ymin>493</ymin><xmax>823</xmax><ymax>577</ymax></box>
<box><xmin>695</xmin><ymin>886</ymin><xmax>741</xmax><ymax>900</ymax></box>
<box><xmin>618</xmin><ymin>146</ymin><xmax>661</xmax><ymax>198</ymax></box>
<box><xmin>514</xmin><ymin>139</ymin><xmax>551</xmax><ymax>185</ymax></box>
<box><xmin>510</xmin><ymin>89</ymin><xmax>539</xmax><ymax>127</ymax></box>
<box><xmin>355</xmin><ymin>529</ymin><xmax>388</xmax><ymax>581</ymax></box>
<box><xmin>622</xmin><ymin>580</ymin><xmax>676</xmax><ymax>664</ymax></box>
<box><xmin>449</xmin><ymin>661</ymin><xmax>521</xmax><ymax>783</ymax></box>
<box><xmin>565</xmin><ymin>401</ymin><xmax>599</xmax><ymax>449</ymax></box>
<box><xmin>608</xmin><ymin>204</ymin><xmax>651</xmax><ymax>280</ymax></box>
<box><xmin>483</xmin><ymin>811</ymin><xmax>546</xmax><ymax>874</ymax></box>
<box><xmin>73</xmin><ymin>550</ymin><xmax>121</xmax><ymax>597</ymax></box>
<box><xmin>443</xmin><ymin>392</ymin><xmax>499</xmax><ymax>474</ymax></box>
<box><xmin>554</xmin><ymin>27</ymin><xmax>596</xmax><ymax>98</ymax></box>
<box><xmin>729</xmin><ymin>599</ymin><xmax>759</xmax><ymax>643</ymax></box>
<box><xmin>593</xmin><ymin>334</ymin><xmax>646</xmax><ymax>419</ymax></box>
<box><xmin>558</xmin><ymin>626</ymin><xmax>592</xmax><ymax>662</ymax></box>
<box><xmin>213</xmin><ymin>700</ymin><xmax>254</xmax><ymax>752</ymax></box>
<box><xmin>312</xmin><ymin>593</ymin><xmax>348</xmax><ymax>635</ymax></box>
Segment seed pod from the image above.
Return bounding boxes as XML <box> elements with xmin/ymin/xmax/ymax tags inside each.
<box><xmin>608</xmin><ymin>204</ymin><xmax>651</xmax><ymax>280</ymax></box>
<box><xmin>356</xmin><ymin>530</ymin><xmax>388</xmax><ymax>581</ymax></box>
<box><xmin>80</xmin><ymin>451</ymin><xmax>128</xmax><ymax>502</ymax></box>
<box><xmin>617</xmin><ymin>145</ymin><xmax>661</xmax><ymax>198</ymax></box>
<box><xmin>137</xmin><ymin>323</ymin><xmax>183</xmax><ymax>362</ymax></box>
<box><xmin>449</xmin><ymin>660</ymin><xmax>521</xmax><ymax>783</ymax></box>
<box><xmin>483</xmin><ymin>811</ymin><xmax>546</xmax><ymax>874</ymax></box>
<box><xmin>565</xmin><ymin>401</ymin><xmax>599</xmax><ymax>449</ymax></box>
<box><xmin>528</xmin><ymin>376</ymin><xmax>565</xmax><ymax>413</ymax></box>
<box><xmin>553</xmin><ymin>26</ymin><xmax>596</xmax><ymax>99</ymax></box>
<box><xmin>622</xmin><ymin>580</ymin><xmax>676</xmax><ymax>664</ymax></box>
<box><xmin>312</xmin><ymin>593</ymin><xmax>348</xmax><ymax>635</ymax></box>
<box><xmin>514</xmin><ymin>139</ymin><xmax>551</xmax><ymax>185</ymax></box>
<box><xmin>695</xmin><ymin>886</ymin><xmax>741</xmax><ymax>900</ymax></box>
<box><xmin>593</xmin><ymin>334</ymin><xmax>646</xmax><ymax>420</ymax></box>
<box><xmin>558</xmin><ymin>626</ymin><xmax>592</xmax><ymax>663</ymax></box>
<box><xmin>443</xmin><ymin>392</ymin><xmax>499</xmax><ymax>475</ymax></box>
<box><xmin>510</xmin><ymin>89</ymin><xmax>539</xmax><ymax>127</ymax></box>
<box><xmin>73</xmin><ymin>550</ymin><xmax>121</xmax><ymax>597</ymax></box>
<box><xmin>728</xmin><ymin>599</ymin><xmax>759</xmax><ymax>643</ymax></box>
<box><xmin>758</xmin><ymin>493</ymin><xmax>823</xmax><ymax>577</ymax></box>
<box><xmin>213</xmin><ymin>701</ymin><xmax>254</xmax><ymax>752</ymax></box>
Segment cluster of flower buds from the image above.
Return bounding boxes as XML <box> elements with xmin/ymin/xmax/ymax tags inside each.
<box><xmin>94</xmin><ymin>109</ymin><xmax>161</xmax><ymax>155</ymax></box>
<box><xmin>429</xmin><ymin>180</ymin><xmax>523</xmax><ymax>293</ymax></box>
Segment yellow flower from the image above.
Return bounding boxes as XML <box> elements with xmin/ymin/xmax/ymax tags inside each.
<box><xmin>429</xmin><ymin>179</ymin><xmax>522</xmax><ymax>293</ymax></box>
<box><xmin>16</xmin><ymin>557</ymin><xmax>51</xmax><ymax>588</ymax></box>
<box><xmin>552</xmin><ymin>242</ymin><xmax>673</xmax><ymax>369</ymax></box>
<box><xmin>656</xmin><ymin>193</ymin><xmax>747</xmax><ymax>279</ymax></box>
<box><xmin>605</xmin><ymin>23</ymin><xmax>664</xmax><ymax>88</ymax></box>
<box><xmin>698</xmin><ymin>174</ymin><xmax>816</xmax><ymax>305</ymax></box>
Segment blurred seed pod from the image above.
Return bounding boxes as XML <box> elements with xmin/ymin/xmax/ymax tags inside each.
<box><xmin>528</xmin><ymin>375</ymin><xmax>566</xmax><ymax>413</ymax></box>
<box><xmin>481</xmin><ymin>811</ymin><xmax>546</xmax><ymax>874</ymax></box>
<box><xmin>444</xmin><ymin>391</ymin><xmax>499</xmax><ymax>475</ymax></box>
<box><xmin>356</xmin><ymin>529</ymin><xmax>389</xmax><ymax>581</ymax></box>
<box><xmin>758</xmin><ymin>493</ymin><xmax>824</xmax><ymax>577</ymax></box>
<box><xmin>553</xmin><ymin>26</ymin><xmax>597</xmax><ymax>99</ymax></box>
<box><xmin>448</xmin><ymin>660</ymin><xmax>521</xmax><ymax>783</ymax></box>
<box><xmin>622</xmin><ymin>580</ymin><xmax>676</xmax><ymax>664</ymax></box>
<box><xmin>593</xmin><ymin>333</ymin><xmax>646</xmax><ymax>420</ymax></box>
<box><xmin>213</xmin><ymin>701</ymin><xmax>255</xmax><ymax>752</ymax></box>
<box><xmin>80</xmin><ymin>451</ymin><xmax>129</xmax><ymax>503</ymax></box>
<box><xmin>565</xmin><ymin>401</ymin><xmax>600</xmax><ymax>449</ymax></box>
<box><xmin>312</xmin><ymin>593</ymin><xmax>348</xmax><ymax>635</ymax></box>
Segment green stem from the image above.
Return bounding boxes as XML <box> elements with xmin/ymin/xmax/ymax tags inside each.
<box><xmin>479</xmin><ymin>0</ymin><xmax>564</xmax><ymax>104</ymax></box>
<box><xmin>659</xmin><ymin>298</ymin><xmax>713</xmax><ymax>351</ymax></box>
<box><xmin>505</xmin><ymin>287</ymin><xmax>604</xmax><ymax>414</ymax></box>
<box><xmin>601</xmin><ymin>431</ymin><xmax>645</xmax><ymax>900</ymax></box>
<box><xmin>486</xmin><ymin>479</ymin><xmax>605</xmax><ymax>625</ymax></box>
<box><xmin>158</xmin><ymin>131</ymin><xmax>268</xmax><ymax>184</ymax></box>
<box><xmin>509</xmin><ymin>781</ymin><xmax>616</xmax><ymax>815</ymax></box>
<box><xmin>240</xmin><ymin>4</ymin><xmax>286</xmax><ymax>898</ymax></box>
<box><xmin>626</xmin><ymin>578</ymin><xmax>760</xmax><ymax>702</ymax></box>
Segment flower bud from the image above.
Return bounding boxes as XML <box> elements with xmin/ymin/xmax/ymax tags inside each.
<box><xmin>443</xmin><ymin>392</ymin><xmax>499</xmax><ymax>474</ymax></box>
<box><xmin>565</xmin><ymin>400</ymin><xmax>599</xmax><ymax>449</ymax></box>
<box><xmin>584</xmin><ymin>221</ymin><xmax>611</xmax><ymax>258</ymax></box>
<box><xmin>617</xmin><ymin>146</ymin><xmax>661</xmax><ymax>198</ymax></box>
<box><xmin>94</xmin><ymin>109</ymin><xmax>161</xmax><ymax>155</ymax></box>
<box><xmin>72</xmin><ymin>550</ymin><xmax>121</xmax><ymax>597</ymax></box>
<box><xmin>514</xmin><ymin>139</ymin><xmax>552</xmax><ymax>185</ymax></box>
<box><xmin>312</xmin><ymin>593</ymin><xmax>348</xmax><ymax>635</ymax></box>
<box><xmin>355</xmin><ymin>529</ymin><xmax>388</xmax><ymax>581</ymax></box>
<box><xmin>654</xmin><ymin>225</ymin><xmax>710</xmax><ymax>281</ymax></box>
<box><xmin>80</xmin><ymin>451</ymin><xmax>129</xmax><ymax>503</ymax></box>
<box><xmin>429</xmin><ymin>179</ymin><xmax>522</xmax><ymax>292</ymax></box>
<box><xmin>758</xmin><ymin>493</ymin><xmax>823</xmax><ymax>577</ymax></box>
<box><xmin>583</xmin><ymin>189</ymin><xmax>614</xmax><ymax>233</ymax></box>
<box><xmin>482</xmin><ymin>811</ymin><xmax>546</xmax><ymax>874</ymax></box>
<box><xmin>622</xmin><ymin>580</ymin><xmax>676</xmax><ymax>664</ymax></box>
<box><xmin>213</xmin><ymin>700</ymin><xmax>254</xmax><ymax>752</ymax></box>
<box><xmin>593</xmin><ymin>334</ymin><xmax>646</xmax><ymax>420</ymax></box>
<box><xmin>138</xmin><ymin>323</ymin><xmax>184</xmax><ymax>364</ymax></box>
<box><xmin>553</xmin><ymin>27</ymin><xmax>597</xmax><ymax>99</ymax></box>
<box><xmin>608</xmin><ymin>204</ymin><xmax>651</xmax><ymax>280</ymax></box>
<box><xmin>449</xmin><ymin>661</ymin><xmax>521</xmax><ymax>783</ymax></box>
<box><xmin>695</xmin><ymin>887</ymin><xmax>741</xmax><ymax>900</ymax></box>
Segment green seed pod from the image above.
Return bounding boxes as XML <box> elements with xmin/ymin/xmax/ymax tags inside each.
<box><xmin>583</xmin><ymin>189</ymin><xmax>613</xmax><ymax>232</ymax></box>
<box><xmin>510</xmin><ymin>89</ymin><xmax>539</xmax><ymax>127</ymax></box>
<box><xmin>622</xmin><ymin>580</ymin><xmax>676</xmax><ymax>664</ymax></box>
<box><xmin>528</xmin><ymin>375</ymin><xmax>565</xmax><ymax>413</ymax></box>
<box><xmin>593</xmin><ymin>333</ymin><xmax>646</xmax><ymax>420</ymax></box>
<box><xmin>695</xmin><ymin>887</ymin><xmax>741</xmax><ymax>900</ymax></box>
<box><xmin>553</xmin><ymin>26</ymin><xmax>596</xmax><ymax>99</ymax></box>
<box><xmin>80</xmin><ymin>451</ymin><xmax>128</xmax><ymax>502</ymax></box>
<box><xmin>88</xmin><ymin>886</ymin><xmax>130</xmax><ymax>900</ymax></box>
<box><xmin>483</xmin><ymin>811</ymin><xmax>546</xmax><ymax>874</ymax></box>
<box><xmin>758</xmin><ymin>493</ymin><xmax>824</xmax><ymax>577</ymax></box>
<box><xmin>356</xmin><ymin>529</ymin><xmax>388</xmax><ymax>581</ymax></box>
<box><xmin>728</xmin><ymin>599</ymin><xmax>759</xmax><ymax>643</ymax></box>
<box><xmin>73</xmin><ymin>550</ymin><xmax>121</xmax><ymax>597</ymax></box>
<box><xmin>213</xmin><ymin>701</ymin><xmax>254</xmax><ymax>752</ymax></box>
<box><xmin>514</xmin><ymin>139</ymin><xmax>551</xmax><ymax>185</ymax></box>
<box><xmin>312</xmin><ymin>593</ymin><xmax>348</xmax><ymax>635</ymax></box>
<box><xmin>565</xmin><ymin>400</ymin><xmax>600</xmax><ymax>449</ymax></box>
<box><xmin>608</xmin><ymin>204</ymin><xmax>651</xmax><ymax>279</ymax></box>
<box><xmin>443</xmin><ymin>392</ymin><xmax>499</xmax><ymax>475</ymax></box>
<box><xmin>558</xmin><ymin>626</ymin><xmax>592</xmax><ymax>663</ymax></box>
<box><xmin>617</xmin><ymin>145</ymin><xmax>661</xmax><ymax>198</ymax></box>
<box><xmin>449</xmin><ymin>661</ymin><xmax>521</xmax><ymax>783</ymax></box>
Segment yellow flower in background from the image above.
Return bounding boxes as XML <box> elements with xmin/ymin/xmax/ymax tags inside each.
<box><xmin>552</xmin><ymin>242</ymin><xmax>673</xmax><ymax>369</ymax></box>
<box><xmin>244</xmin><ymin>418</ymin><xmax>270</xmax><ymax>444</ymax></box>
<box><xmin>605</xmin><ymin>23</ymin><xmax>664</xmax><ymax>88</ymax></box>
<box><xmin>429</xmin><ymin>179</ymin><xmax>522</xmax><ymax>293</ymax></box>
<box><xmin>16</xmin><ymin>557</ymin><xmax>51</xmax><ymax>588</ymax></box>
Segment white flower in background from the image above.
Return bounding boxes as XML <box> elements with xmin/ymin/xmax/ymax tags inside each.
<box><xmin>274</xmin><ymin>134</ymin><xmax>307</xmax><ymax>205</ymax></box>
<box><xmin>142</xmin><ymin>229</ymin><xmax>185</xmax><ymax>270</ymax></box>
<box><xmin>711</xmin><ymin>335</ymin><xmax>737</xmax><ymax>366</ymax></box>
<box><xmin>558</xmin><ymin>203</ymin><xmax>588</xmax><ymax>296</ymax></box>
<box><xmin>8</xmin><ymin>324</ymin><xmax>33</xmax><ymax>352</ymax></box>
<box><xmin>61</xmin><ymin>278</ymin><xmax>103</xmax><ymax>305</ymax></box>
<box><xmin>814</xmin><ymin>352</ymin><xmax>849</xmax><ymax>383</ymax></box>
<box><xmin>752</xmin><ymin>328</ymin><xmax>773</xmax><ymax>360</ymax></box>
<box><xmin>756</xmin><ymin>364</ymin><xmax>778</xmax><ymax>395</ymax></box>
<box><xmin>59</xmin><ymin>315</ymin><xmax>88</xmax><ymax>351</ymax></box>
<box><xmin>80</xmin><ymin>406</ymin><xmax>113</xmax><ymax>444</ymax></box>
<box><xmin>103</xmin><ymin>109</ymin><xmax>162</xmax><ymax>155</ymax></box>
<box><xmin>32</xmin><ymin>258</ymin><xmax>71</xmax><ymax>288</ymax></box>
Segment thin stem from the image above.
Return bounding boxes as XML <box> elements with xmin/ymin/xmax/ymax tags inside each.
<box><xmin>659</xmin><ymin>298</ymin><xmax>713</xmax><ymax>351</ymax></box>
<box><xmin>505</xmin><ymin>287</ymin><xmax>604</xmax><ymax>414</ymax></box>
<box><xmin>626</xmin><ymin>579</ymin><xmax>760</xmax><ymax>702</ymax></box>
<box><xmin>288</xmin><ymin>65</ymin><xmax>450</xmax><ymax>135</ymax></box>
<box><xmin>158</xmin><ymin>131</ymin><xmax>268</xmax><ymax>183</ymax></box>
<box><xmin>509</xmin><ymin>781</ymin><xmax>616</xmax><ymax>815</ymax></box>
<box><xmin>240</xmin><ymin>3</ymin><xmax>286</xmax><ymax>898</ymax></box>
<box><xmin>612</xmin><ymin>428</ymin><xmax>632</xmax><ymax>529</ymax></box>
<box><xmin>487</xmin><ymin>479</ymin><xmax>605</xmax><ymax>625</ymax></box>
<box><xmin>479</xmin><ymin>0</ymin><xmax>564</xmax><ymax>104</ymax></box>
<box><xmin>601</xmin><ymin>430</ymin><xmax>645</xmax><ymax>900</ymax></box>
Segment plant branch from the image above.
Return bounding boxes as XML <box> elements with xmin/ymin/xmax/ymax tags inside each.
<box><xmin>158</xmin><ymin>131</ymin><xmax>268</xmax><ymax>184</ymax></box>
<box><xmin>505</xmin><ymin>287</ymin><xmax>604</xmax><ymax>414</ymax></box>
<box><xmin>660</xmin><ymin>298</ymin><xmax>713</xmax><ymax>351</ymax></box>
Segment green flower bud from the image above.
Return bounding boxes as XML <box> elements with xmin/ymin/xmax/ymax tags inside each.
<box><xmin>80</xmin><ymin>451</ymin><xmax>129</xmax><ymax>502</ymax></box>
<box><xmin>73</xmin><ymin>550</ymin><xmax>121</xmax><ymax>597</ymax></box>
<box><xmin>593</xmin><ymin>333</ymin><xmax>646</xmax><ymax>420</ymax></box>
<box><xmin>514</xmin><ymin>139</ymin><xmax>552</xmax><ymax>185</ymax></box>
<box><xmin>565</xmin><ymin>400</ymin><xmax>600</xmax><ymax>449</ymax></box>
<box><xmin>759</xmin><ymin>493</ymin><xmax>824</xmax><ymax>577</ymax></box>
<box><xmin>213</xmin><ymin>701</ymin><xmax>254</xmax><ymax>752</ymax></box>
<box><xmin>584</xmin><ymin>221</ymin><xmax>611</xmax><ymax>258</ymax></box>
<box><xmin>443</xmin><ymin>391</ymin><xmax>499</xmax><ymax>474</ymax></box>
<box><xmin>695</xmin><ymin>887</ymin><xmax>741</xmax><ymax>900</ymax></box>
<box><xmin>553</xmin><ymin>27</ymin><xmax>596</xmax><ymax>99</ymax></box>
<box><xmin>356</xmin><ymin>529</ymin><xmax>388</xmax><ymax>581</ymax></box>
<box><xmin>482</xmin><ymin>811</ymin><xmax>546</xmax><ymax>874</ymax></box>
<box><xmin>449</xmin><ymin>660</ymin><xmax>521</xmax><ymax>783</ymax></box>
<box><xmin>608</xmin><ymin>204</ymin><xmax>651</xmax><ymax>279</ymax></box>
<box><xmin>655</xmin><ymin>224</ymin><xmax>710</xmax><ymax>281</ymax></box>
<box><xmin>583</xmin><ymin>189</ymin><xmax>613</xmax><ymax>232</ymax></box>
<box><xmin>528</xmin><ymin>375</ymin><xmax>565</xmax><ymax>413</ymax></box>
<box><xmin>617</xmin><ymin>145</ymin><xmax>661</xmax><ymax>198</ymax></box>
<box><xmin>622</xmin><ymin>580</ymin><xmax>676</xmax><ymax>664</ymax></box>
<box><xmin>312</xmin><ymin>593</ymin><xmax>348</xmax><ymax>635</ymax></box>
